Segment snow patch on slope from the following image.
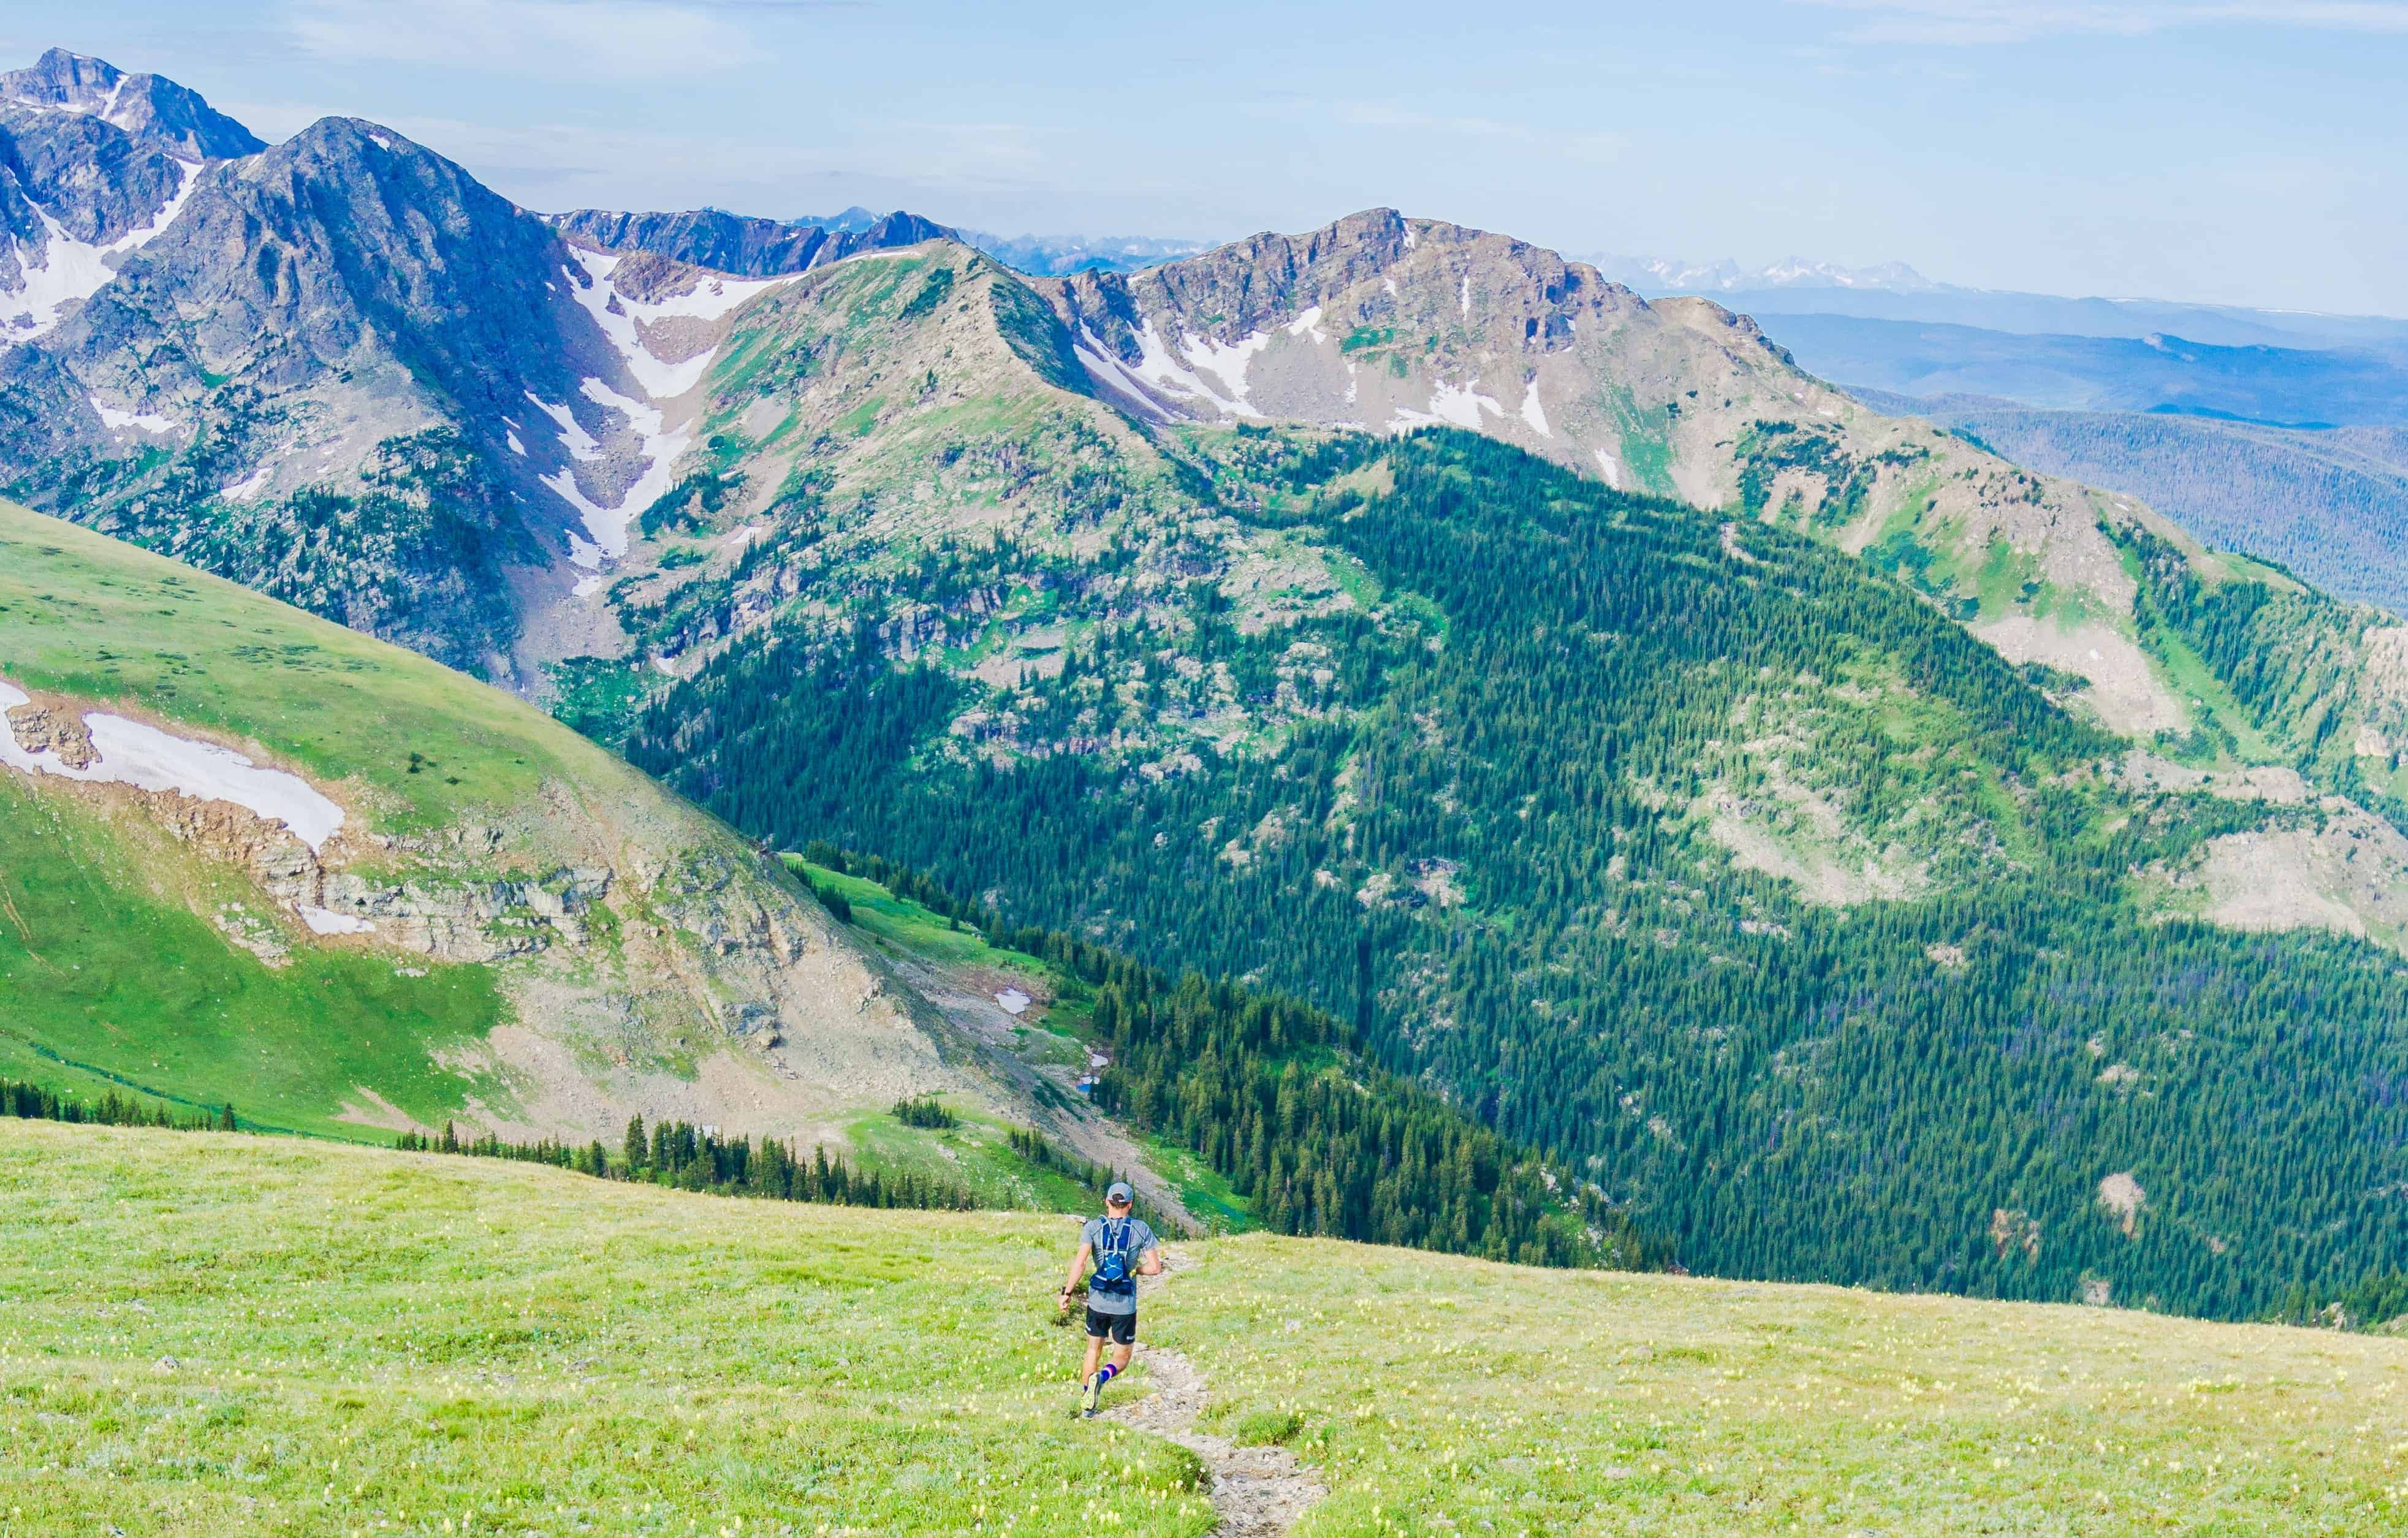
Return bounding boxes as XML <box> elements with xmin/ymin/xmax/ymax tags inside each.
<box><xmin>534</xmin><ymin>379</ymin><xmax>692</xmax><ymax>567</ymax></box>
<box><xmin>563</xmin><ymin>247</ymin><xmax>784</xmax><ymax>399</ymax></box>
<box><xmin>88</xmin><ymin>395</ymin><xmax>177</xmax><ymax>434</ymax></box>
<box><xmin>299</xmin><ymin>904</ymin><xmax>374</xmax><ymax>935</ymax></box>
<box><xmin>541</xmin><ymin>249</ymin><xmax>785</xmax><ymax>564</ymax></box>
<box><xmin>1388</xmin><ymin>384</ymin><xmax>1506</xmax><ymax>433</ymax></box>
<box><xmin>1593</xmin><ymin>447</ymin><xmax>1622</xmax><ymax>488</ymax></box>
<box><xmin>1072</xmin><ymin>325</ymin><xmax>1174</xmax><ymax>423</ymax></box>
<box><xmin>525</xmin><ymin>393</ymin><xmax>601</xmax><ymax>461</ymax></box>
<box><xmin>1519</xmin><ymin>379</ymin><xmax>1551</xmax><ymax>438</ymax></box>
<box><xmin>1180</xmin><ymin>328</ymin><xmax>1273</xmax><ymax>415</ymax></box>
<box><xmin>0</xmin><ymin>158</ymin><xmax>198</xmax><ymax>338</ymax></box>
<box><xmin>218</xmin><ymin>464</ymin><xmax>274</xmax><ymax>502</ymax></box>
<box><xmin>1114</xmin><ymin>314</ymin><xmax>1258</xmax><ymax>419</ymax></box>
<box><xmin>578</xmin><ymin>375</ymin><xmax>689</xmax><ymax>559</ymax></box>
<box><xmin>0</xmin><ymin>677</ymin><xmax>346</xmax><ymax>851</ymax></box>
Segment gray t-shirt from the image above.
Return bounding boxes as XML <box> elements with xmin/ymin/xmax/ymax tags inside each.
<box><xmin>1081</xmin><ymin>1215</ymin><xmax>1157</xmax><ymax>1316</ymax></box>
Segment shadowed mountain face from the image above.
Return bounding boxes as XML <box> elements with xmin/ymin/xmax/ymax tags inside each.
<box><xmin>1</xmin><ymin>115</ymin><xmax>623</xmax><ymax>673</ymax></box>
<box><xmin>0</xmin><ymin>66</ymin><xmax>944</xmax><ymax>680</ymax></box>
<box><xmin>549</xmin><ymin>207</ymin><xmax>957</xmax><ymax>277</ymax></box>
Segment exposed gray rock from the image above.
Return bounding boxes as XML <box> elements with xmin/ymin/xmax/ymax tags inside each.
<box><xmin>1</xmin><ymin>48</ymin><xmax>264</xmax><ymax>161</ymax></box>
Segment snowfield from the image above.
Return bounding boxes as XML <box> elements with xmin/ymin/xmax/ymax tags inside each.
<box><xmin>563</xmin><ymin>247</ymin><xmax>786</xmax><ymax>399</ymax></box>
<box><xmin>0</xmin><ymin>158</ymin><xmax>198</xmax><ymax>338</ymax></box>
<box><xmin>0</xmin><ymin>677</ymin><xmax>346</xmax><ymax>851</ymax></box>
<box><xmin>217</xmin><ymin>464</ymin><xmax>274</xmax><ymax>502</ymax></box>
<box><xmin>88</xmin><ymin>395</ymin><xmax>179</xmax><ymax>434</ymax></box>
<box><xmin>537</xmin><ymin>251</ymin><xmax>785</xmax><ymax>565</ymax></box>
<box><xmin>298</xmin><ymin>904</ymin><xmax>374</xmax><ymax>935</ymax></box>
<box><xmin>1391</xmin><ymin>379</ymin><xmax>1505</xmax><ymax>435</ymax></box>
<box><xmin>1071</xmin><ymin>324</ymin><xmax>1175</xmax><ymax>423</ymax></box>
<box><xmin>1519</xmin><ymin>379</ymin><xmax>1552</xmax><ymax>438</ymax></box>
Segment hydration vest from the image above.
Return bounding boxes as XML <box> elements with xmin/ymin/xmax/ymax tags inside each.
<box><xmin>1091</xmin><ymin>1216</ymin><xmax>1138</xmax><ymax>1298</ymax></box>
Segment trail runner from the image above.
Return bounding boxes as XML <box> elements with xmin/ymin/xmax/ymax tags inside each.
<box><xmin>1057</xmin><ymin>1180</ymin><xmax>1162</xmax><ymax>1417</ymax></box>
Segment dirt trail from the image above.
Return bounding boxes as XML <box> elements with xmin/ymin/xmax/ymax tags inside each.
<box><xmin>1101</xmin><ymin>1249</ymin><xmax>1324</xmax><ymax>1536</ymax></box>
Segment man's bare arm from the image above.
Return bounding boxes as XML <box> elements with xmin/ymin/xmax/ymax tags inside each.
<box><xmin>1059</xmin><ymin>1241</ymin><xmax>1093</xmax><ymax>1301</ymax></box>
<box><xmin>1138</xmin><ymin>1246</ymin><xmax>1164</xmax><ymax>1276</ymax></box>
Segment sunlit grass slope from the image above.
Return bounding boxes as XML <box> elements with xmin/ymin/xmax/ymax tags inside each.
<box><xmin>0</xmin><ymin>499</ymin><xmax>890</xmax><ymax>1141</ymax></box>
<box><xmin>7</xmin><ymin>1121</ymin><xmax>2404</xmax><ymax>1536</ymax></box>
<box><xmin>0</xmin><ymin>497</ymin><xmax>618</xmax><ymax>831</ymax></box>
<box><xmin>0</xmin><ymin>500</ymin><xmax>609</xmax><ymax>1131</ymax></box>
<box><xmin>0</xmin><ymin>775</ymin><xmax>505</xmax><ymax>1134</ymax></box>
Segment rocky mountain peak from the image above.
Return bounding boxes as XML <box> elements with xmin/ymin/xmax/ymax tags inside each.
<box><xmin>0</xmin><ymin>47</ymin><xmax>264</xmax><ymax>161</ymax></box>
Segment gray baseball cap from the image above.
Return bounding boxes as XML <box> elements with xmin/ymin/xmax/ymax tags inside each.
<box><xmin>1105</xmin><ymin>1181</ymin><xmax>1134</xmax><ymax>1205</ymax></box>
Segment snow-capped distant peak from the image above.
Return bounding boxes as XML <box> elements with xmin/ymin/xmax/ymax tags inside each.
<box><xmin>1590</xmin><ymin>251</ymin><xmax>1939</xmax><ymax>295</ymax></box>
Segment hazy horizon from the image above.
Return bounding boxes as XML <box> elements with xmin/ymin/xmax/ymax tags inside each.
<box><xmin>10</xmin><ymin>1</ymin><xmax>2404</xmax><ymax>316</ymax></box>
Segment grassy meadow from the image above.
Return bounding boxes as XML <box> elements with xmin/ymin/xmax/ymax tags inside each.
<box><xmin>4</xmin><ymin>1120</ymin><xmax>2402</xmax><ymax>1537</ymax></box>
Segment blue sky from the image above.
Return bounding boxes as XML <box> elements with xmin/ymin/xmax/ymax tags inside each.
<box><xmin>10</xmin><ymin>1</ymin><xmax>2404</xmax><ymax>314</ymax></box>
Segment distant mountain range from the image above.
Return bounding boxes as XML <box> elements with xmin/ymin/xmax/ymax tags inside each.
<box><xmin>1588</xmin><ymin>253</ymin><xmax>1944</xmax><ymax>295</ymax></box>
<box><xmin>1582</xmin><ymin>253</ymin><xmax>2408</xmax><ymax>613</ymax></box>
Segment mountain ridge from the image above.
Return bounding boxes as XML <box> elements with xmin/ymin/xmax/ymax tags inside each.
<box><xmin>548</xmin><ymin>205</ymin><xmax>957</xmax><ymax>277</ymax></box>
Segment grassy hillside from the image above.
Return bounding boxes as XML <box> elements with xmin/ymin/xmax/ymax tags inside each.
<box><xmin>0</xmin><ymin>498</ymin><xmax>967</xmax><ymax>1144</ymax></box>
<box><xmin>0</xmin><ymin>774</ymin><xmax>507</xmax><ymax>1134</ymax></box>
<box><xmin>0</xmin><ymin>496</ymin><xmax>589</xmax><ymax>829</ymax></box>
<box><xmin>6</xmin><ymin>1120</ymin><xmax>2404</xmax><ymax>1536</ymax></box>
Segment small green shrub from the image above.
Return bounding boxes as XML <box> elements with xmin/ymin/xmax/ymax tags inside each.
<box><xmin>1232</xmin><ymin>1408</ymin><xmax>1305</xmax><ymax>1447</ymax></box>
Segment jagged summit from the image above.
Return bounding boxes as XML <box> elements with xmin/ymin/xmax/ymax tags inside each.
<box><xmin>0</xmin><ymin>47</ymin><xmax>264</xmax><ymax>161</ymax></box>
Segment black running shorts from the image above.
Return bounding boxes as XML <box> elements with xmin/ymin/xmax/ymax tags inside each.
<box><xmin>1084</xmin><ymin>1306</ymin><xmax>1136</xmax><ymax>1344</ymax></box>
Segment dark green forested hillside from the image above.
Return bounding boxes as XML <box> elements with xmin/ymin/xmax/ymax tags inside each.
<box><xmin>801</xmin><ymin>848</ymin><xmax>1638</xmax><ymax>1268</ymax></box>
<box><xmin>625</xmin><ymin>429</ymin><xmax>2408</xmax><ymax>1321</ymax></box>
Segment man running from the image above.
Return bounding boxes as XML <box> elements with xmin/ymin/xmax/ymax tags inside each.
<box><xmin>1057</xmin><ymin>1181</ymin><xmax>1162</xmax><ymax>1417</ymax></box>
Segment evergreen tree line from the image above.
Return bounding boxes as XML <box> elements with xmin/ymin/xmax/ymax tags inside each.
<box><xmin>891</xmin><ymin>1094</ymin><xmax>959</xmax><ymax>1129</ymax></box>
<box><xmin>396</xmin><ymin>1115</ymin><xmax>979</xmax><ymax>1212</ymax></box>
<box><xmin>3</xmin><ymin>1078</ymin><xmax>235</xmax><ymax>1132</ymax></box>
<box><xmin>2268</xmin><ymin>1269</ymin><xmax>2408</xmax><ymax>1332</ymax></box>
<box><xmin>625</xmin><ymin>430</ymin><xmax>2408</xmax><ymax>1324</ymax></box>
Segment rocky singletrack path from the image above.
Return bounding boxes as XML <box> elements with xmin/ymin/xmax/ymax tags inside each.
<box><xmin>1100</xmin><ymin>1248</ymin><xmax>1324</xmax><ymax>1536</ymax></box>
